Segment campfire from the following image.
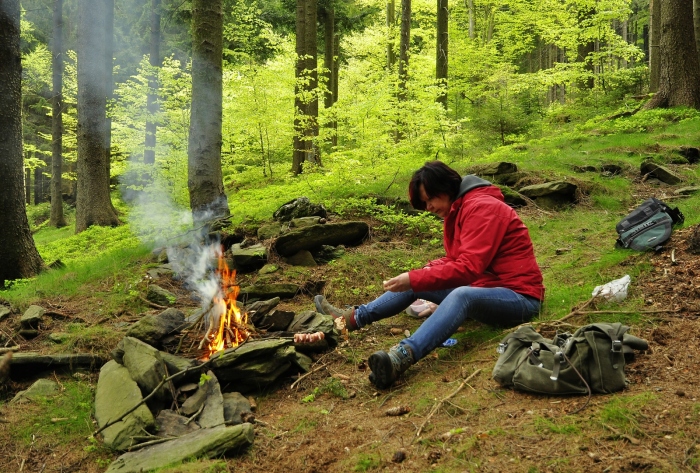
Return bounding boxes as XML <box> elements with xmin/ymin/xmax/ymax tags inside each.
<box><xmin>198</xmin><ymin>248</ymin><xmax>251</xmax><ymax>359</ymax></box>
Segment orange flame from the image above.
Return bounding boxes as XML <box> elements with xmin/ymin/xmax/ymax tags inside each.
<box><xmin>204</xmin><ymin>250</ymin><xmax>249</xmax><ymax>357</ymax></box>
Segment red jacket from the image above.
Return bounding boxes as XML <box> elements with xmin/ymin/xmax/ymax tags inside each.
<box><xmin>408</xmin><ymin>178</ymin><xmax>544</xmax><ymax>301</ymax></box>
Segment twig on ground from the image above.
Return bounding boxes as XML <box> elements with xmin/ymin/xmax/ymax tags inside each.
<box><xmin>138</xmin><ymin>295</ymin><xmax>168</xmax><ymax>310</ymax></box>
<box><xmin>185</xmin><ymin>403</ymin><xmax>205</xmax><ymax>425</ymax></box>
<box><xmin>290</xmin><ymin>362</ymin><xmax>329</xmax><ymax>390</ymax></box>
<box><xmin>415</xmin><ymin>368</ymin><xmax>482</xmax><ymax>439</ymax></box>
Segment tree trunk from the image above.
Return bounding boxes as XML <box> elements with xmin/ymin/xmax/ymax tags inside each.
<box><xmin>323</xmin><ymin>6</ymin><xmax>337</xmax><ymax>147</ymax></box>
<box><xmin>75</xmin><ymin>0</ymin><xmax>120</xmax><ymax>233</ymax></box>
<box><xmin>398</xmin><ymin>0</ymin><xmax>411</xmax><ymax>101</ymax></box>
<box><xmin>323</xmin><ymin>7</ymin><xmax>334</xmax><ymax>110</ymax></box>
<box><xmin>188</xmin><ymin>0</ymin><xmax>229</xmax><ymax>222</ymax></box>
<box><xmin>436</xmin><ymin>0</ymin><xmax>448</xmax><ymax>108</ymax></box>
<box><xmin>387</xmin><ymin>0</ymin><xmax>396</xmax><ymax>68</ymax></box>
<box><xmin>292</xmin><ymin>0</ymin><xmax>319</xmax><ymax>175</ymax></box>
<box><xmin>0</xmin><ymin>0</ymin><xmax>46</xmax><ymax>285</ymax></box>
<box><xmin>50</xmin><ymin>0</ymin><xmax>66</xmax><ymax>227</ymax></box>
<box><xmin>34</xmin><ymin>165</ymin><xmax>44</xmax><ymax>205</ymax></box>
<box><xmin>467</xmin><ymin>0</ymin><xmax>474</xmax><ymax>39</ymax></box>
<box><xmin>649</xmin><ymin>0</ymin><xmax>661</xmax><ymax>92</ymax></box>
<box><xmin>645</xmin><ymin>0</ymin><xmax>700</xmax><ymax>109</ymax></box>
<box><xmin>144</xmin><ymin>0</ymin><xmax>161</xmax><ymax>165</ymax></box>
<box><xmin>694</xmin><ymin>0</ymin><xmax>700</xmax><ymax>65</ymax></box>
<box><xmin>104</xmin><ymin>0</ymin><xmax>114</xmax><ymax>186</ymax></box>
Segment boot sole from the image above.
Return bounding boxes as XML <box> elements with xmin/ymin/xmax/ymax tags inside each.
<box><xmin>368</xmin><ymin>351</ymin><xmax>395</xmax><ymax>389</ymax></box>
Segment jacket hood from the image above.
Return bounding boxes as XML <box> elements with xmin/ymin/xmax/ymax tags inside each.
<box><xmin>457</xmin><ymin>175</ymin><xmax>492</xmax><ymax>198</ymax></box>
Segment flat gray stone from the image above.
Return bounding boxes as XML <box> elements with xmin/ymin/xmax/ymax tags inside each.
<box><xmin>95</xmin><ymin>360</ymin><xmax>155</xmax><ymax>451</ymax></box>
<box><xmin>273</xmin><ymin>222</ymin><xmax>370</xmax><ymax>257</ymax></box>
<box><xmin>11</xmin><ymin>378</ymin><xmax>59</xmax><ymax>403</ymax></box>
<box><xmin>21</xmin><ymin>305</ymin><xmax>45</xmax><ymax>329</ymax></box>
<box><xmin>146</xmin><ymin>285</ymin><xmax>176</xmax><ymax>306</ymax></box>
<box><xmin>105</xmin><ymin>424</ymin><xmax>254</xmax><ymax>473</ymax></box>
<box><xmin>125</xmin><ymin>308</ymin><xmax>186</xmax><ymax>347</ymax></box>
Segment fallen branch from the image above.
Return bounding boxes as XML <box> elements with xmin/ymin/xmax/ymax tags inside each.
<box><xmin>555</xmin><ymin>296</ymin><xmax>597</xmax><ymax>323</ymax></box>
<box><xmin>290</xmin><ymin>362</ymin><xmax>330</xmax><ymax>390</ymax></box>
<box><xmin>415</xmin><ymin>368</ymin><xmax>482</xmax><ymax>438</ymax></box>
<box><xmin>91</xmin><ymin>358</ymin><xmax>213</xmax><ymax>438</ymax></box>
<box><xmin>0</xmin><ymin>346</ymin><xmax>19</xmax><ymax>354</ymax></box>
<box><xmin>138</xmin><ymin>295</ymin><xmax>168</xmax><ymax>310</ymax></box>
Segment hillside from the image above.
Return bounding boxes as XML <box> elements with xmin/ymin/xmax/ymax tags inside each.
<box><xmin>2</xmin><ymin>113</ymin><xmax>700</xmax><ymax>472</ymax></box>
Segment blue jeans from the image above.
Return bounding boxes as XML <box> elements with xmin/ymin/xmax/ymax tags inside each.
<box><xmin>354</xmin><ymin>287</ymin><xmax>541</xmax><ymax>361</ymax></box>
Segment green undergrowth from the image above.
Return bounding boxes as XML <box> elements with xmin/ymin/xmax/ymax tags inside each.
<box><xmin>5</xmin><ymin>382</ymin><xmax>98</xmax><ymax>446</ymax></box>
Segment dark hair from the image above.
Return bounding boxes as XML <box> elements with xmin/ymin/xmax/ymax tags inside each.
<box><xmin>408</xmin><ymin>161</ymin><xmax>462</xmax><ymax>210</ymax></box>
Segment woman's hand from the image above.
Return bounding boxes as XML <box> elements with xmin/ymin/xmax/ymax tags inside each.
<box><xmin>383</xmin><ymin>272</ymin><xmax>411</xmax><ymax>292</ymax></box>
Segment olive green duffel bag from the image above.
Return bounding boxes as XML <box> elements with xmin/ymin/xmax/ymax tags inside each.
<box><xmin>492</xmin><ymin>323</ymin><xmax>648</xmax><ymax>395</ymax></box>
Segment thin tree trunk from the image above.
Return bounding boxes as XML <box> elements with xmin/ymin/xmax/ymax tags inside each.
<box><xmin>188</xmin><ymin>0</ymin><xmax>229</xmax><ymax>221</ymax></box>
<box><xmin>436</xmin><ymin>0</ymin><xmax>448</xmax><ymax>108</ymax></box>
<box><xmin>323</xmin><ymin>7</ymin><xmax>334</xmax><ymax>109</ymax></box>
<box><xmin>305</xmin><ymin>0</ymin><xmax>319</xmax><ymax>166</ymax></box>
<box><xmin>144</xmin><ymin>0</ymin><xmax>161</xmax><ymax>165</ymax></box>
<box><xmin>292</xmin><ymin>0</ymin><xmax>319</xmax><ymax>174</ymax></box>
<box><xmin>292</xmin><ymin>0</ymin><xmax>309</xmax><ymax>174</ymax></box>
<box><xmin>467</xmin><ymin>0</ymin><xmax>474</xmax><ymax>39</ymax></box>
<box><xmin>694</xmin><ymin>0</ymin><xmax>700</xmax><ymax>65</ymax></box>
<box><xmin>323</xmin><ymin>7</ymin><xmax>337</xmax><ymax>147</ymax></box>
<box><xmin>645</xmin><ymin>0</ymin><xmax>700</xmax><ymax>109</ymax></box>
<box><xmin>0</xmin><ymin>0</ymin><xmax>46</xmax><ymax>285</ymax></box>
<box><xmin>104</xmin><ymin>0</ymin><xmax>114</xmax><ymax>185</ymax></box>
<box><xmin>398</xmin><ymin>0</ymin><xmax>411</xmax><ymax>101</ymax></box>
<box><xmin>50</xmin><ymin>0</ymin><xmax>66</xmax><ymax>227</ymax></box>
<box><xmin>387</xmin><ymin>0</ymin><xmax>396</xmax><ymax>68</ymax></box>
<box><xmin>649</xmin><ymin>0</ymin><xmax>661</xmax><ymax>92</ymax></box>
<box><xmin>75</xmin><ymin>0</ymin><xmax>120</xmax><ymax>233</ymax></box>
<box><xmin>25</xmin><ymin>168</ymin><xmax>31</xmax><ymax>204</ymax></box>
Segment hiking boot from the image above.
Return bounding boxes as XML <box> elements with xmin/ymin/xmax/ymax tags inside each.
<box><xmin>368</xmin><ymin>344</ymin><xmax>414</xmax><ymax>389</ymax></box>
<box><xmin>314</xmin><ymin>295</ymin><xmax>358</xmax><ymax>331</ymax></box>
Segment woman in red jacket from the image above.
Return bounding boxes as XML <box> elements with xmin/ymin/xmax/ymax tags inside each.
<box><xmin>315</xmin><ymin>161</ymin><xmax>544</xmax><ymax>388</ymax></box>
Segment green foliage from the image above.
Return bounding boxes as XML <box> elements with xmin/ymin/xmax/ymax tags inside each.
<box><xmin>353</xmin><ymin>453</ymin><xmax>381</xmax><ymax>472</ymax></box>
<box><xmin>580</xmin><ymin>107</ymin><xmax>700</xmax><ymax>135</ymax></box>
<box><xmin>534</xmin><ymin>416</ymin><xmax>580</xmax><ymax>435</ymax></box>
<box><xmin>301</xmin><ymin>377</ymin><xmax>350</xmax><ymax>403</ymax></box>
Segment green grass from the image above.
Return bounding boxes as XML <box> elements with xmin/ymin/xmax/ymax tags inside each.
<box><xmin>597</xmin><ymin>392</ymin><xmax>657</xmax><ymax>435</ymax></box>
<box><xmin>7</xmin><ymin>382</ymin><xmax>96</xmax><ymax>446</ymax></box>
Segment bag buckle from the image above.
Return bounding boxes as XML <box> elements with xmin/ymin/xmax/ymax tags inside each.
<box><xmin>527</xmin><ymin>347</ymin><xmax>543</xmax><ymax>368</ymax></box>
<box><xmin>550</xmin><ymin>351</ymin><xmax>565</xmax><ymax>381</ymax></box>
<box><xmin>497</xmin><ymin>342</ymin><xmax>508</xmax><ymax>354</ymax></box>
<box><xmin>611</xmin><ymin>339</ymin><xmax>623</xmax><ymax>353</ymax></box>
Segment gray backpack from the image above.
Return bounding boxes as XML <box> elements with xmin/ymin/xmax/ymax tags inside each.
<box><xmin>492</xmin><ymin>323</ymin><xmax>648</xmax><ymax>395</ymax></box>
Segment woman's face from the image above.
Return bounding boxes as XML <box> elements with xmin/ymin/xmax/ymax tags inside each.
<box><xmin>419</xmin><ymin>184</ymin><xmax>452</xmax><ymax>218</ymax></box>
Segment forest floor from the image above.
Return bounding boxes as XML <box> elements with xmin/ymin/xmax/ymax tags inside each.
<box><xmin>1</xmin><ymin>218</ymin><xmax>700</xmax><ymax>473</ymax></box>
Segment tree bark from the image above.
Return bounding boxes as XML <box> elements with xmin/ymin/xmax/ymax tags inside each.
<box><xmin>649</xmin><ymin>0</ymin><xmax>661</xmax><ymax>92</ymax></box>
<box><xmin>50</xmin><ymin>0</ymin><xmax>66</xmax><ymax>227</ymax></box>
<box><xmin>645</xmin><ymin>0</ymin><xmax>700</xmax><ymax>109</ymax></box>
<box><xmin>188</xmin><ymin>0</ymin><xmax>229</xmax><ymax>222</ymax></box>
<box><xmin>75</xmin><ymin>0</ymin><xmax>120</xmax><ymax>233</ymax></box>
<box><xmin>323</xmin><ymin>6</ymin><xmax>337</xmax><ymax>147</ymax></box>
<box><xmin>436</xmin><ymin>0</ymin><xmax>448</xmax><ymax>108</ymax></box>
<box><xmin>292</xmin><ymin>0</ymin><xmax>320</xmax><ymax>175</ymax></box>
<box><xmin>104</xmin><ymin>0</ymin><xmax>115</xmax><ymax>187</ymax></box>
<box><xmin>144</xmin><ymin>0</ymin><xmax>161</xmax><ymax>165</ymax></box>
<box><xmin>694</xmin><ymin>0</ymin><xmax>700</xmax><ymax>65</ymax></box>
<box><xmin>0</xmin><ymin>0</ymin><xmax>46</xmax><ymax>285</ymax></box>
<box><xmin>467</xmin><ymin>0</ymin><xmax>474</xmax><ymax>39</ymax></box>
<box><xmin>398</xmin><ymin>0</ymin><xmax>411</xmax><ymax>103</ymax></box>
<box><xmin>387</xmin><ymin>0</ymin><xmax>396</xmax><ymax>69</ymax></box>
